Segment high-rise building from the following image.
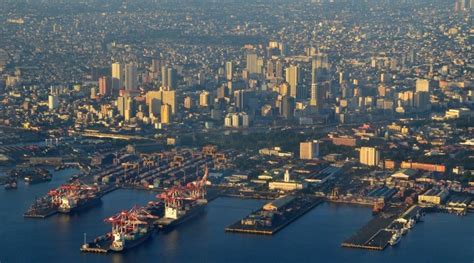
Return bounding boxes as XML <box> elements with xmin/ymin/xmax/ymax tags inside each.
<box><xmin>146</xmin><ymin>91</ymin><xmax>162</xmax><ymax>117</ymax></box>
<box><xmin>300</xmin><ymin>140</ymin><xmax>320</xmax><ymax>160</ymax></box>
<box><xmin>145</xmin><ymin>90</ymin><xmax>176</xmax><ymax>117</ymax></box>
<box><xmin>312</xmin><ymin>54</ymin><xmax>329</xmax><ymax>79</ymax></box>
<box><xmin>275</xmin><ymin>60</ymin><xmax>283</xmax><ymax>79</ymax></box>
<box><xmin>225</xmin><ymin>61</ymin><xmax>233</xmax><ymax>81</ymax></box>
<box><xmin>98</xmin><ymin>76</ymin><xmax>111</xmax><ymax>96</ymax></box>
<box><xmin>415</xmin><ymin>79</ymin><xmax>430</xmax><ymax>93</ymax></box>
<box><xmin>167</xmin><ymin>67</ymin><xmax>177</xmax><ymax>90</ymax></box>
<box><xmin>279</xmin><ymin>82</ymin><xmax>290</xmax><ymax>96</ymax></box>
<box><xmin>117</xmin><ymin>96</ymin><xmax>135</xmax><ymax>121</ymax></box>
<box><xmin>111</xmin><ymin>62</ymin><xmax>123</xmax><ymax>91</ymax></box>
<box><xmin>285</xmin><ymin>65</ymin><xmax>301</xmax><ymax>99</ymax></box>
<box><xmin>161</xmin><ymin>90</ymin><xmax>176</xmax><ymax>114</ymax></box>
<box><xmin>266</xmin><ymin>60</ymin><xmax>274</xmax><ymax>79</ymax></box>
<box><xmin>184</xmin><ymin>96</ymin><xmax>193</xmax><ymax>110</ymax></box>
<box><xmin>161</xmin><ymin>65</ymin><xmax>168</xmax><ymax>88</ymax></box>
<box><xmin>200</xmin><ymin>91</ymin><xmax>211</xmax><ymax>107</ymax></box>
<box><xmin>280</xmin><ymin>95</ymin><xmax>295</xmax><ymax>119</ymax></box>
<box><xmin>124</xmin><ymin>62</ymin><xmax>137</xmax><ymax>91</ymax></box>
<box><xmin>246</xmin><ymin>52</ymin><xmax>260</xmax><ymax>74</ymax></box>
<box><xmin>151</xmin><ymin>59</ymin><xmax>160</xmax><ymax>79</ymax></box>
<box><xmin>414</xmin><ymin>91</ymin><xmax>430</xmax><ymax>111</ymax></box>
<box><xmin>48</xmin><ymin>95</ymin><xmax>59</xmax><ymax>110</ymax></box>
<box><xmin>360</xmin><ymin>147</ymin><xmax>380</xmax><ymax>167</ymax></box>
<box><xmin>310</xmin><ymin>55</ymin><xmax>329</xmax><ymax>108</ymax></box>
<box><xmin>90</xmin><ymin>87</ymin><xmax>97</xmax><ymax>100</ymax></box>
<box><xmin>160</xmin><ymin>104</ymin><xmax>172</xmax><ymax>124</ymax></box>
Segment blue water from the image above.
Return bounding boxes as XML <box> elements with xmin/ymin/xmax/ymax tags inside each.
<box><xmin>0</xmin><ymin>169</ymin><xmax>472</xmax><ymax>263</ymax></box>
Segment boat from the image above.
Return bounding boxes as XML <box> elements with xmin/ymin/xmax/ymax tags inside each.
<box><xmin>389</xmin><ymin>231</ymin><xmax>402</xmax><ymax>246</ymax></box>
<box><xmin>51</xmin><ymin>183</ymin><xmax>102</xmax><ymax>213</ymax></box>
<box><xmin>161</xmin><ymin>199</ymin><xmax>207</xmax><ymax>229</ymax></box>
<box><xmin>110</xmin><ymin>225</ymin><xmax>153</xmax><ymax>252</ymax></box>
<box><xmin>158</xmin><ymin>167</ymin><xmax>209</xmax><ymax>229</ymax></box>
<box><xmin>4</xmin><ymin>179</ymin><xmax>17</xmax><ymax>190</ymax></box>
<box><xmin>405</xmin><ymin>218</ymin><xmax>415</xmax><ymax>229</ymax></box>
<box><xmin>57</xmin><ymin>194</ymin><xmax>101</xmax><ymax>213</ymax></box>
<box><xmin>107</xmin><ymin>207</ymin><xmax>156</xmax><ymax>252</ymax></box>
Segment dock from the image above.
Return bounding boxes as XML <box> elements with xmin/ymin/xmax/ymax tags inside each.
<box><xmin>80</xmin><ymin>234</ymin><xmax>112</xmax><ymax>254</ymax></box>
<box><xmin>225</xmin><ymin>195</ymin><xmax>323</xmax><ymax>235</ymax></box>
<box><xmin>341</xmin><ymin>205</ymin><xmax>411</xmax><ymax>250</ymax></box>
<box><xmin>23</xmin><ymin>207</ymin><xmax>58</xmax><ymax>218</ymax></box>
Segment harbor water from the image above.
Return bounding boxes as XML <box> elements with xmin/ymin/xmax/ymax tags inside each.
<box><xmin>0</xmin><ymin>169</ymin><xmax>472</xmax><ymax>262</ymax></box>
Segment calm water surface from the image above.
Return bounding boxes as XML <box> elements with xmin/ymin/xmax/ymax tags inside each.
<box><xmin>0</xmin><ymin>169</ymin><xmax>472</xmax><ymax>263</ymax></box>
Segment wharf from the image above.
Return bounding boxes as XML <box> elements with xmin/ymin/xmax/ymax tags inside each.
<box><xmin>341</xmin><ymin>205</ymin><xmax>405</xmax><ymax>250</ymax></box>
<box><xmin>225</xmin><ymin>196</ymin><xmax>323</xmax><ymax>235</ymax></box>
<box><xmin>23</xmin><ymin>207</ymin><xmax>57</xmax><ymax>218</ymax></box>
<box><xmin>80</xmin><ymin>234</ymin><xmax>112</xmax><ymax>254</ymax></box>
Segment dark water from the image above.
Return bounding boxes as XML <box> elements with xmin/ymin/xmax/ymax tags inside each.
<box><xmin>0</xmin><ymin>169</ymin><xmax>473</xmax><ymax>263</ymax></box>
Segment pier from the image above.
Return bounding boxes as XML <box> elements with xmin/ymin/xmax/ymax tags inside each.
<box><xmin>341</xmin><ymin>205</ymin><xmax>421</xmax><ymax>250</ymax></box>
<box><xmin>225</xmin><ymin>195</ymin><xmax>323</xmax><ymax>235</ymax></box>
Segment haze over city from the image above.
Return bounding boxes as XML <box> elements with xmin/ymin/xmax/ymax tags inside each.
<box><xmin>0</xmin><ymin>0</ymin><xmax>472</xmax><ymax>262</ymax></box>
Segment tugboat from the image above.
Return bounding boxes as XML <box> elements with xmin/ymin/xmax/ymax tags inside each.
<box><xmin>4</xmin><ymin>179</ymin><xmax>18</xmax><ymax>190</ymax></box>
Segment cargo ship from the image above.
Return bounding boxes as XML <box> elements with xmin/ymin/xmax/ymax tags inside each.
<box><xmin>50</xmin><ymin>183</ymin><xmax>102</xmax><ymax>214</ymax></box>
<box><xmin>81</xmin><ymin>204</ymin><xmax>161</xmax><ymax>253</ymax></box>
<box><xmin>108</xmin><ymin>207</ymin><xmax>157</xmax><ymax>252</ymax></box>
<box><xmin>157</xmin><ymin>166</ymin><xmax>209</xmax><ymax>229</ymax></box>
<box><xmin>58</xmin><ymin>194</ymin><xmax>101</xmax><ymax>213</ymax></box>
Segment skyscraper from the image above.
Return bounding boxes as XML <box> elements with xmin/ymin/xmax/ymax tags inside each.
<box><xmin>280</xmin><ymin>95</ymin><xmax>295</xmax><ymax>119</ymax></box>
<box><xmin>160</xmin><ymin>104</ymin><xmax>172</xmax><ymax>124</ymax></box>
<box><xmin>310</xmin><ymin>54</ymin><xmax>329</xmax><ymax>108</ymax></box>
<box><xmin>98</xmin><ymin>76</ymin><xmax>111</xmax><ymax>96</ymax></box>
<box><xmin>117</xmin><ymin>96</ymin><xmax>135</xmax><ymax>121</ymax></box>
<box><xmin>111</xmin><ymin>62</ymin><xmax>123</xmax><ymax>91</ymax></box>
<box><xmin>161</xmin><ymin>90</ymin><xmax>176</xmax><ymax>114</ymax></box>
<box><xmin>285</xmin><ymin>65</ymin><xmax>301</xmax><ymax>99</ymax></box>
<box><xmin>161</xmin><ymin>65</ymin><xmax>168</xmax><ymax>88</ymax></box>
<box><xmin>225</xmin><ymin>61</ymin><xmax>233</xmax><ymax>81</ymax></box>
<box><xmin>275</xmin><ymin>60</ymin><xmax>283</xmax><ymax>79</ymax></box>
<box><xmin>124</xmin><ymin>62</ymin><xmax>137</xmax><ymax>91</ymax></box>
<box><xmin>246</xmin><ymin>52</ymin><xmax>260</xmax><ymax>74</ymax></box>
<box><xmin>167</xmin><ymin>67</ymin><xmax>177</xmax><ymax>90</ymax></box>
<box><xmin>266</xmin><ymin>60</ymin><xmax>274</xmax><ymax>79</ymax></box>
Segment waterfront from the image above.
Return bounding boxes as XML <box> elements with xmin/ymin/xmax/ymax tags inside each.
<box><xmin>0</xmin><ymin>169</ymin><xmax>472</xmax><ymax>263</ymax></box>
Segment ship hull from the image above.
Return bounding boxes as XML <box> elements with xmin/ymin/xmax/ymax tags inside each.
<box><xmin>163</xmin><ymin>203</ymin><xmax>206</xmax><ymax>230</ymax></box>
<box><xmin>58</xmin><ymin>197</ymin><xmax>101</xmax><ymax>213</ymax></box>
<box><xmin>109</xmin><ymin>230</ymin><xmax>153</xmax><ymax>252</ymax></box>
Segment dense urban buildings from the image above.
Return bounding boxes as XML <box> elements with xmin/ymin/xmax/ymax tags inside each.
<box><xmin>0</xmin><ymin>0</ymin><xmax>472</xmax><ymax>262</ymax></box>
